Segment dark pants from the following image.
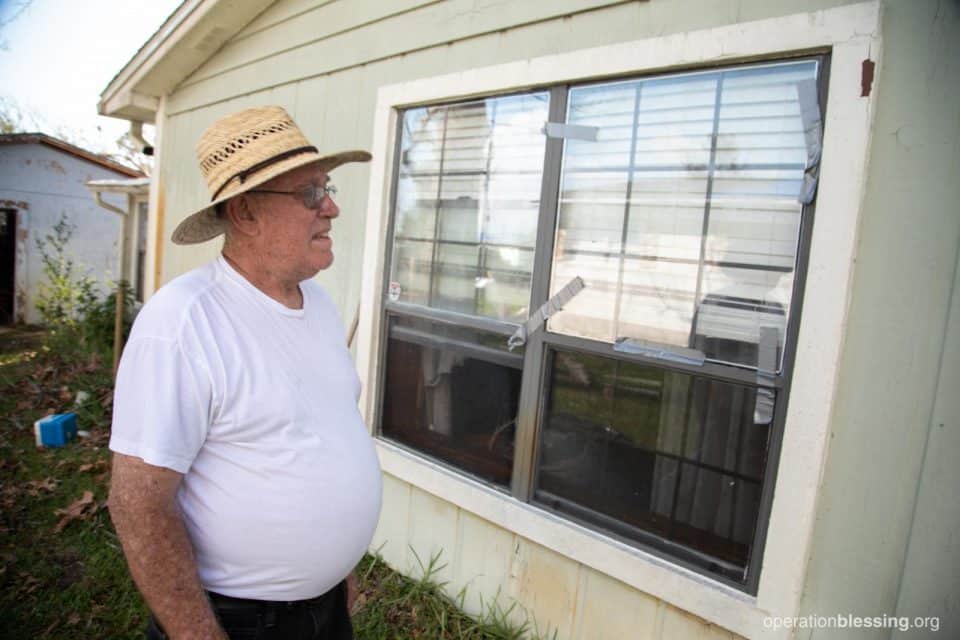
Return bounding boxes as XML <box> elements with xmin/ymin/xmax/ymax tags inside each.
<box><xmin>145</xmin><ymin>579</ymin><xmax>353</xmax><ymax>640</ymax></box>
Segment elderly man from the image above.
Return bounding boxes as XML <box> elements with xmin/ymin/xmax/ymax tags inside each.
<box><xmin>108</xmin><ymin>106</ymin><xmax>383</xmax><ymax>640</ymax></box>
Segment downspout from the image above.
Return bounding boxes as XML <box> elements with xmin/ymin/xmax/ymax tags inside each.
<box><xmin>92</xmin><ymin>191</ymin><xmax>130</xmax><ymax>375</ymax></box>
<box><xmin>129</xmin><ymin>121</ymin><xmax>154</xmax><ymax>156</ymax></box>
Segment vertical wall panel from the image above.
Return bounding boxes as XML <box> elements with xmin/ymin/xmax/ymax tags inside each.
<box><xmin>659</xmin><ymin>605</ymin><xmax>716</xmax><ymax>640</ymax></box>
<box><xmin>574</xmin><ymin>568</ymin><xmax>660</xmax><ymax>640</ymax></box>
<box><xmin>510</xmin><ymin>539</ymin><xmax>582</xmax><ymax>639</ymax></box>
<box><xmin>406</xmin><ymin>486</ymin><xmax>461</xmax><ymax>586</ymax></box>
<box><xmin>893</xmin><ymin>233</ymin><xmax>960</xmax><ymax>639</ymax></box>
<box><xmin>369</xmin><ymin>472</ymin><xmax>412</xmax><ymax>573</ymax></box>
<box><xmin>450</xmin><ymin>509</ymin><xmax>517</xmax><ymax>618</ymax></box>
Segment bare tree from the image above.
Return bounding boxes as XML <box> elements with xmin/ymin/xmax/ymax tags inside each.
<box><xmin>0</xmin><ymin>95</ymin><xmax>42</xmax><ymax>133</ymax></box>
<box><xmin>109</xmin><ymin>130</ymin><xmax>154</xmax><ymax>176</ymax></box>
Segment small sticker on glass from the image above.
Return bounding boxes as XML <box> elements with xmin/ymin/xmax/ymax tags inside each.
<box><xmin>388</xmin><ymin>281</ymin><xmax>402</xmax><ymax>302</ymax></box>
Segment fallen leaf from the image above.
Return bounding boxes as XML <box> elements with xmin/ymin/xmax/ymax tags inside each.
<box><xmin>19</xmin><ymin>572</ymin><xmax>42</xmax><ymax>595</ymax></box>
<box><xmin>53</xmin><ymin>490</ymin><xmax>97</xmax><ymax>533</ymax></box>
<box><xmin>25</xmin><ymin>478</ymin><xmax>58</xmax><ymax>497</ymax></box>
<box><xmin>67</xmin><ymin>613</ymin><xmax>81</xmax><ymax>626</ymax></box>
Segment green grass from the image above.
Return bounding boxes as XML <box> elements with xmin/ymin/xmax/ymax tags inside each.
<box><xmin>354</xmin><ymin>548</ymin><xmax>555</xmax><ymax>640</ymax></box>
<box><xmin>0</xmin><ymin>326</ymin><xmax>549</xmax><ymax>639</ymax></box>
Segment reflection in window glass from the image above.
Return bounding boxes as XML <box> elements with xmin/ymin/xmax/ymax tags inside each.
<box><xmin>548</xmin><ymin>61</ymin><xmax>817</xmax><ymax>371</ymax></box>
<box><xmin>380</xmin><ymin>316</ymin><xmax>522</xmax><ymax>487</ymax></box>
<box><xmin>390</xmin><ymin>93</ymin><xmax>549</xmax><ymax>322</ymax></box>
<box><xmin>535</xmin><ymin>349</ymin><xmax>771</xmax><ymax>582</ymax></box>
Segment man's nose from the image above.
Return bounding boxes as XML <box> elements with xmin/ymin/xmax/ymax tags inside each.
<box><xmin>318</xmin><ymin>194</ymin><xmax>339</xmax><ymax>218</ymax></box>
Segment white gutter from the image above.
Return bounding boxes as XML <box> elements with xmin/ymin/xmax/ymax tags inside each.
<box><xmin>98</xmin><ymin>0</ymin><xmax>275</xmax><ymax>122</ymax></box>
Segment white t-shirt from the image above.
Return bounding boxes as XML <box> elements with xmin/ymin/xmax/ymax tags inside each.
<box><xmin>110</xmin><ymin>255</ymin><xmax>383</xmax><ymax>601</ymax></box>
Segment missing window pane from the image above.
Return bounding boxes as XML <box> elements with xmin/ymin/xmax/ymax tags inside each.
<box><xmin>534</xmin><ymin>349</ymin><xmax>772</xmax><ymax>582</ymax></box>
<box><xmin>380</xmin><ymin>316</ymin><xmax>522</xmax><ymax>487</ymax></box>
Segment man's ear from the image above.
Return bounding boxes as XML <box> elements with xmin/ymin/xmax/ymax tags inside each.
<box><xmin>224</xmin><ymin>195</ymin><xmax>259</xmax><ymax>238</ymax></box>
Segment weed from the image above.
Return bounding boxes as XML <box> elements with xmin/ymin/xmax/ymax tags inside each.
<box><xmin>31</xmin><ymin>213</ymin><xmax>136</xmax><ymax>365</ymax></box>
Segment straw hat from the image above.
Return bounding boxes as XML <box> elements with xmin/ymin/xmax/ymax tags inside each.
<box><xmin>171</xmin><ymin>105</ymin><xmax>371</xmax><ymax>245</ymax></box>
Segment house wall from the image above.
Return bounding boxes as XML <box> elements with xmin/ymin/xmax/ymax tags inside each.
<box><xmin>147</xmin><ymin>1</ymin><xmax>957</xmax><ymax>638</ymax></box>
<box><xmin>797</xmin><ymin>2</ymin><xmax>960</xmax><ymax>638</ymax></box>
<box><xmin>0</xmin><ymin>143</ymin><xmax>128</xmax><ymax>324</ymax></box>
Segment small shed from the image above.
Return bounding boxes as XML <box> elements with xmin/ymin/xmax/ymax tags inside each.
<box><xmin>98</xmin><ymin>1</ymin><xmax>959</xmax><ymax>638</ymax></box>
<box><xmin>0</xmin><ymin>133</ymin><xmax>142</xmax><ymax>324</ymax></box>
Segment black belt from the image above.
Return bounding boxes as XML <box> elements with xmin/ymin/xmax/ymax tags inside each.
<box><xmin>148</xmin><ymin>582</ymin><xmax>344</xmax><ymax>638</ymax></box>
<box><xmin>207</xmin><ymin>585</ymin><xmax>339</xmax><ymax>613</ymax></box>
<box><xmin>206</xmin><ymin>582</ymin><xmax>341</xmax><ymax>631</ymax></box>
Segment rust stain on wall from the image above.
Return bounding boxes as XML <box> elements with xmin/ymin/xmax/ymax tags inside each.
<box><xmin>861</xmin><ymin>59</ymin><xmax>875</xmax><ymax>97</ymax></box>
<box><xmin>153</xmin><ymin>180</ymin><xmax>165</xmax><ymax>291</ymax></box>
<box><xmin>1</xmin><ymin>199</ymin><xmax>29</xmax><ymax>210</ymax></box>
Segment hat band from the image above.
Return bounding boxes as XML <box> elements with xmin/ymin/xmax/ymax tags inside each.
<box><xmin>210</xmin><ymin>145</ymin><xmax>318</xmax><ymax>201</ymax></box>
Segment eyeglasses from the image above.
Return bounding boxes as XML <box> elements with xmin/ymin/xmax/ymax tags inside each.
<box><xmin>246</xmin><ymin>183</ymin><xmax>338</xmax><ymax>209</ymax></box>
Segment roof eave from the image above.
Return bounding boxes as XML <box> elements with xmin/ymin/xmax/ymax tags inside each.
<box><xmin>0</xmin><ymin>133</ymin><xmax>143</xmax><ymax>177</ymax></box>
<box><xmin>98</xmin><ymin>0</ymin><xmax>275</xmax><ymax>123</ymax></box>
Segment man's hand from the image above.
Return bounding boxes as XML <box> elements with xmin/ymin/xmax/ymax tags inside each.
<box><xmin>109</xmin><ymin>453</ymin><xmax>228</xmax><ymax>640</ymax></box>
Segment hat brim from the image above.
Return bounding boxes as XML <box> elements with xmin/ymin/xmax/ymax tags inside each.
<box><xmin>171</xmin><ymin>149</ymin><xmax>372</xmax><ymax>245</ymax></box>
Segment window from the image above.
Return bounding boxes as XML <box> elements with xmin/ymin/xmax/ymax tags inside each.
<box><xmin>376</xmin><ymin>58</ymin><xmax>824</xmax><ymax>591</ymax></box>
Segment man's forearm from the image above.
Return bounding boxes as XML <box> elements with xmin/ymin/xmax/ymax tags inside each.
<box><xmin>109</xmin><ymin>455</ymin><xmax>226</xmax><ymax>640</ymax></box>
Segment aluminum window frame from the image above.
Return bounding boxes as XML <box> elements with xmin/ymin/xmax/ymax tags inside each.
<box><xmin>375</xmin><ymin>53</ymin><xmax>830</xmax><ymax>594</ymax></box>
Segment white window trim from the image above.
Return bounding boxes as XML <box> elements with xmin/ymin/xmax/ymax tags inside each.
<box><xmin>357</xmin><ymin>3</ymin><xmax>882</xmax><ymax>637</ymax></box>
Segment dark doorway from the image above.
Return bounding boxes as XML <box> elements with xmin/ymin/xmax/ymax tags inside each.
<box><xmin>0</xmin><ymin>209</ymin><xmax>16</xmax><ymax>324</ymax></box>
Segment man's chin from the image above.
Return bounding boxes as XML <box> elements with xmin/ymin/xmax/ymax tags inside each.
<box><xmin>307</xmin><ymin>253</ymin><xmax>334</xmax><ymax>277</ymax></box>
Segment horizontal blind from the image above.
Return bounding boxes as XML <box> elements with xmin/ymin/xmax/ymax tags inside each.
<box><xmin>390</xmin><ymin>93</ymin><xmax>549</xmax><ymax>322</ymax></box>
<box><xmin>548</xmin><ymin>60</ymin><xmax>818</xmax><ymax>371</ymax></box>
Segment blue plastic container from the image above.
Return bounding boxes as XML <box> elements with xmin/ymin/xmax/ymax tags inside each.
<box><xmin>33</xmin><ymin>413</ymin><xmax>78</xmax><ymax>448</ymax></box>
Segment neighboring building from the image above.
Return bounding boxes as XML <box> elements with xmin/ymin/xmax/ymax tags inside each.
<box><xmin>0</xmin><ymin>133</ymin><xmax>142</xmax><ymax>324</ymax></box>
<box><xmin>98</xmin><ymin>1</ymin><xmax>959</xmax><ymax>638</ymax></box>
